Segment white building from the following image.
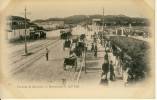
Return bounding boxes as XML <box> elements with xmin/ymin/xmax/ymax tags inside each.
<box><xmin>34</xmin><ymin>20</ymin><xmax>64</xmax><ymax>30</ymax></box>
<box><xmin>6</xmin><ymin>16</ymin><xmax>30</xmax><ymax>40</ymax></box>
<box><xmin>92</xmin><ymin>18</ymin><xmax>102</xmax><ymax>32</ymax></box>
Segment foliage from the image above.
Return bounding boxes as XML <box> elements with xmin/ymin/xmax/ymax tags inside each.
<box><xmin>110</xmin><ymin>36</ymin><xmax>149</xmax><ymax>80</ymax></box>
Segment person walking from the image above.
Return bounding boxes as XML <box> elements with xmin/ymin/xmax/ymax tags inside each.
<box><xmin>123</xmin><ymin>67</ymin><xmax>130</xmax><ymax>86</ymax></box>
<box><xmin>102</xmin><ymin>59</ymin><xmax>109</xmax><ymax>79</ymax></box>
<box><xmin>109</xmin><ymin>61</ymin><xmax>115</xmax><ymax>81</ymax></box>
<box><xmin>104</xmin><ymin>52</ymin><xmax>108</xmax><ymax>61</ymax></box>
<box><xmin>100</xmin><ymin>59</ymin><xmax>109</xmax><ymax>85</ymax></box>
<box><xmin>46</xmin><ymin>48</ymin><xmax>49</xmax><ymax>61</ymax></box>
<box><xmin>94</xmin><ymin>44</ymin><xmax>97</xmax><ymax>57</ymax></box>
<box><xmin>91</xmin><ymin>43</ymin><xmax>94</xmax><ymax>52</ymax></box>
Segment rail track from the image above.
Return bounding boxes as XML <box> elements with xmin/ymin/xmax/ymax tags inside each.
<box><xmin>10</xmin><ymin>40</ymin><xmax>52</xmax><ymax>58</ymax></box>
<box><xmin>11</xmin><ymin>39</ymin><xmax>60</xmax><ymax>74</ymax></box>
<box><xmin>10</xmin><ymin>39</ymin><xmax>59</xmax><ymax>65</ymax></box>
<box><xmin>10</xmin><ymin>40</ymin><xmax>84</xmax><ymax>85</ymax></box>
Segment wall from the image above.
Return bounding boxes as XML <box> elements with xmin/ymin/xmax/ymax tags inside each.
<box><xmin>7</xmin><ymin>29</ymin><xmax>30</xmax><ymax>40</ymax></box>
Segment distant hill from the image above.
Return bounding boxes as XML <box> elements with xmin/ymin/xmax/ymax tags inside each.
<box><xmin>64</xmin><ymin>15</ymin><xmax>87</xmax><ymax>24</ymax></box>
<box><xmin>32</xmin><ymin>14</ymin><xmax>149</xmax><ymax>26</ymax></box>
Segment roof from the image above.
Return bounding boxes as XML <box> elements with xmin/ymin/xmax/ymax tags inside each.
<box><xmin>8</xmin><ymin>16</ymin><xmax>30</xmax><ymax>22</ymax></box>
<box><xmin>92</xmin><ymin>18</ymin><xmax>101</xmax><ymax>22</ymax></box>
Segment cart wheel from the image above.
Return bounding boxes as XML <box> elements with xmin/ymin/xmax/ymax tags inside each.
<box><xmin>64</xmin><ymin>64</ymin><xmax>66</xmax><ymax>70</ymax></box>
<box><xmin>75</xmin><ymin>60</ymin><xmax>77</xmax><ymax>71</ymax></box>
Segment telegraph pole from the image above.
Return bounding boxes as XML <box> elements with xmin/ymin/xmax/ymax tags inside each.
<box><xmin>102</xmin><ymin>8</ymin><xmax>104</xmax><ymax>32</ymax></box>
<box><xmin>24</xmin><ymin>7</ymin><xmax>28</xmax><ymax>55</ymax></box>
<box><xmin>85</xmin><ymin>46</ymin><xmax>87</xmax><ymax>73</ymax></box>
<box><xmin>85</xmin><ymin>15</ymin><xmax>89</xmax><ymax>73</ymax></box>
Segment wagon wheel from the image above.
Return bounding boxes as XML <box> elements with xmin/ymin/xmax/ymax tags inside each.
<box><xmin>74</xmin><ymin>59</ymin><xmax>77</xmax><ymax>72</ymax></box>
<box><xmin>64</xmin><ymin>63</ymin><xmax>66</xmax><ymax>70</ymax></box>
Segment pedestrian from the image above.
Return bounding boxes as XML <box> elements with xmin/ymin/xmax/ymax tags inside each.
<box><xmin>46</xmin><ymin>48</ymin><xmax>49</xmax><ymax>61</ymax></box>
<box><xmin>91</xmin><ymin>43</ymin><xmax>94</xmax><ymax>52</ymax></box>
<box><xmin>94</xmin><ymin>44</ymin><xmax>97</xmax><ymax>57</ymax></box>
<box><xmin>109</xmin><ymin>61</ymin><xmax>115</xmax><ymax>81</ymax></box>
<box><xmin>102</xmin><ymin>59</ymin><xmax>109</xmax><ymax>79</ymax></box>
<box><xmin>104</xmin><ymin>52</ymin><xmax>108</xmax><ymax>60</ymax></box>
<box><xmin>123</xmin><ymin>67</ymin><xmax>130</xmax><ymax>86</ymax></box>
<box><xmin>100</xmin><ymin>59</ymin><xmax>109</xmax><ymax>85</ymax></box>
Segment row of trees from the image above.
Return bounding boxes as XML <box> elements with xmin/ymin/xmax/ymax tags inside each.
<box><xmin>110</xmin><ymin>36</ymin><xmax>149</xmax><ymax>81</ymax></box>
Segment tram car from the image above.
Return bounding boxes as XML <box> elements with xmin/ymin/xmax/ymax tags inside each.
<box><xmin>30</xmin><ymin>31</ymin><xmax>39</xmax><ymax>39</ymax></box>
<box><xmin>30</xmin><ymin>30</ymin><xmax>46</xmax><ymax>40</ymax></box>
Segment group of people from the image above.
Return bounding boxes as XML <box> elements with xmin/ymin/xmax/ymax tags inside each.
<box><xmin>100</xmin><ymin>39</ymin><xmax>131</xmax><ymax>86</ymax></box>
<box><xmin>101</xmin><ymin>57</ymin><xmax>116</xmax><ymax>82</ymax></box>
<box><xmin>91</xmin><ymin>33</ymin><xmax>117</xmax><ymax>84</ymax></box>
<box><xmin>101</xmin><ymin>41</ymin><xmax>116</xmax><ymax>85</ymax></box>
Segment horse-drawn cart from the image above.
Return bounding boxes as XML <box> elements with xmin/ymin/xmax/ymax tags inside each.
<box><xmin>63</xmin><ymin>40</ymin><xmax>71</xmax><ymax>50</ymax></box>
<box><xmin>64</xmin><ymin>57</ymin><xmax>77</xmax><ymax>71</ymax></box>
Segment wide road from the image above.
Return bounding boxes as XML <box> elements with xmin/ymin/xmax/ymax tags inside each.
<box><xmin>12</xmin><ymin>39</ymin><xmax>76</xmax><ymax>82</ymax></box>
<box><xmin>8</xmin><ymin>25</ymin><xmax>148</xmax><ymax>86</ymax></box>
<box><xmin>9</xmin><ymin>26</ymin><xmax>86</xmax><ymax>84</ymax></box>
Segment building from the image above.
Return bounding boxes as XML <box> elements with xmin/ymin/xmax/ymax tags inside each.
<box><xmin>92</xmin><ymin>18</ymin><xmax>101</xmax><ymax>26</ymax></box>
<box><xmin>92</xmin><ymin>18</ymin><xmax>102</xmax><ymax>32</ymax></box>
<box><xmin>34</xmin><ymin>20</ymin><xmax>64</xmax><ymax>30</ymax></box>
<box><xmin>6</xmin><ymin>16</ymin><xmax>31</xmax><ymax>40</ymax></box>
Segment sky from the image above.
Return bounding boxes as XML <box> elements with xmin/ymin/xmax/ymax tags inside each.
<box><xmin>1</xmin><ymin>0</ymin><xmax>154</xmax><ymax>20</ymax></box>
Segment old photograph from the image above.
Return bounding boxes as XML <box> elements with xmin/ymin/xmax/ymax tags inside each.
<box><xmin>0</xmin><ymin>0</ymin><xmax>155</xmax><ymax>98</ymax></box>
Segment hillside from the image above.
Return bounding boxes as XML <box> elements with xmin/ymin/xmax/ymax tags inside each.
<box><xmin>32</xmin><ymin>14</ymin><xmax>149</xmax><ymax>26</ymax></box>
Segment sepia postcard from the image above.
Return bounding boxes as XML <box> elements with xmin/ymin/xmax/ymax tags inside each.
<box><xmin>0</xmin><ymin>0</ymin><xmax>155</xmax><ymax>98</ymax></box>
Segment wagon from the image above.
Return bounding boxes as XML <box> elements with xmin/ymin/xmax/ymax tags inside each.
<box><xmin>72</xmin><ymin>38</ymin><xmax>79</xmax><ymax>43</ymax></box>
<box><xmin>64</xmin><ymin>57</ymin><xmax>77</xmax><ymax>70</ymax></box>
<box><xmin>39</xmin><ymin>31</ymin><xmax>46</xmax><ymax>39</ymax></box>
<box><xmin>74</xmin><ymin>42</ymin><xmax>85</xmax><ymax>57</ymax></box>
<box><xmin>77</xmin><ymin>42</ymin><xmax>85</xmax><ymax>50</ymax></box>
<box><xmin>63</xmin><ymin>40</ymin><xmax>71</xmax><ymax>50</ymax></box>
<box><xmin>60</xmin><ymin>30</ymin><xmax>72</xmax><ymax>39</ymax></box>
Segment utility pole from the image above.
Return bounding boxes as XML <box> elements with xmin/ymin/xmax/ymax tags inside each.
<box><xmin>86</xmin><ymin>15</ymin><xmax>89</xmax><ymax>35</ymax></box>
<box><xmin>24</xmin><ymin>7</ymin><xmax>28</xmax><ymax>55</ymax></box>
<box><xmin>102</xmin><ymin>8</ymin><xmax>104</xmax><ymax>32</ymax></box>
<box><xmin>85</xmin><ymin>46</ymin><xmax>86</xmax><ymax>73</ymax></box>
<box><xmin>85</xmin><ymin>15</ymin><xmax>89</xmax><ymax>73</ymax></box>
